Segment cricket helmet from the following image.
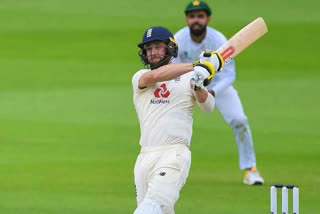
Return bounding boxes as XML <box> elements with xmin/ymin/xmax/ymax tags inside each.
<box><xmin>138</xmin><ymin>26</ymin><xmax>178</xmax><ymax>70</ymax></box>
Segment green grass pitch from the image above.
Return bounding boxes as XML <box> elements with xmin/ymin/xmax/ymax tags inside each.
<box><xmin>0</xmin><ymin>0</ymin><xmax>318</xmax><ymax>213</ymax></box>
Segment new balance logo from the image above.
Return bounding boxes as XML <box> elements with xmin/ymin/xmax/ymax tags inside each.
<box><xmin>159</xmin><ymin>172</ymin><xmax>166</xmax><ymax>176</ymax></box>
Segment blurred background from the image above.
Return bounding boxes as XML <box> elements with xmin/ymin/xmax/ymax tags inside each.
<box><xmin>0</xmin><ymin>0</ymin><xmax>319</xmax><ymax>213</ymax></box>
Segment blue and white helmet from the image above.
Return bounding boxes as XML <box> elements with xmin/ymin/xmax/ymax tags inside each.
<box><xmin>138</xmin><ymin>26</ymin><xmax>178</xmax><ymax>69</ymax></box>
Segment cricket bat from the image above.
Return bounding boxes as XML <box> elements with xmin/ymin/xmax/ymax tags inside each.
<box><xmin>217</xmin><ymin>17</ymin><xmax>268</xmax><ymax>63</ymax></box>
<box><xmin>191</xmin><ymin>17</ymin><xmax>268</xmax><ymax>88</ymax></box>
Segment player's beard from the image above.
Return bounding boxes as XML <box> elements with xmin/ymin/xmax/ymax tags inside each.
<box><xmin>148</xmin><ymin>54</ymin><xmax>170</xmax><ymax>70</ymax></box>
<box><xmin>189</xmin><ymin>23</ymin><xmax>206</xmax><ymax>37</ymax></box>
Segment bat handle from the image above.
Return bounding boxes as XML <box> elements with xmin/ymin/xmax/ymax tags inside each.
<box><xmin>223</xmin><ymin>57</ymin><xmax>233</xmax><ymax>65</ymax></box>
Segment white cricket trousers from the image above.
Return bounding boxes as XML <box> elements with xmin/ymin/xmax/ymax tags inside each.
<box><xmin>134</xmin><ymin>144</ymin><xmax>191</xmax><ymax>214</ymax></box>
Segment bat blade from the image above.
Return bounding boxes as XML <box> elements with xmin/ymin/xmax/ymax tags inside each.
<box><xmin>217</xmin><ymin>17</ymin><xmax>268</xmax><ymax>61</ymax></box>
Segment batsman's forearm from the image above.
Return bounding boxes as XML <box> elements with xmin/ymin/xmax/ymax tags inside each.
<box><xmin>139</xmin><ymin>63</ymin><xmax>193</xmax><ymax>88</ymax></box>
<box><xmin>194</xmin><ymin>89</ymin><xmax>208</xmax><ymax>103</ymax></box>
<box><xmin>155</xmin><ymin>63</ymin><xmax>194</xmax><ymax>81</ymax></box>
<box><xmin>193</xmin><ymin>89</ymin><xmax>215</xmax><ymax>113</ymax></box>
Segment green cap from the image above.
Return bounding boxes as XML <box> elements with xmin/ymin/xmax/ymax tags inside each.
<box><xmin>185</xmin><ymin>1</ymin><xmax>212</xmax><ymax>16</ymax></box>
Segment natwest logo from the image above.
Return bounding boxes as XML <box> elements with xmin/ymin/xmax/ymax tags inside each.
<box><xmin>154</xmin><ymin>83</ymin><xmax>170</xmax><ymax>98</ymax></box>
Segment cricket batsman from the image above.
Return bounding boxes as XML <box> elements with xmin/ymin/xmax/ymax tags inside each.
<box><xmin>132</xmin><ymin>26</ymin><xmax>223</xmax><ymax>214</ymax></box>
<box><xmin>172</xmin><ymin>0</ymin><xmax>264</xmax><ymax>185</ymax></box>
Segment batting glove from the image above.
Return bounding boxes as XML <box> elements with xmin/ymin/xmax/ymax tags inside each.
<box><xmin>190</xmin><ymin>73</ymin><xmax>204</xmax><ymax>91</ymax></box>
<box><xmin>199</xmin><ymin>50</ymin><xmax>224</xmax><ymax>72</ymax></box>
<box><xmin>191</xmin><ymin>61</ymin><xmax>215</xmax><ymax>91</ymax></box>
<box><xmin>192</xmin><ymin>60</ymin><xmax>215</xmax><ymax>87</ymax></box>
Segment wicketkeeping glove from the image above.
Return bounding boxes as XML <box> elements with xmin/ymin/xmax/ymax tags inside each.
<box><xmin>199</xmin><ymin>50</ymin><xmax>224</xmax><ymax>72</ymax></box>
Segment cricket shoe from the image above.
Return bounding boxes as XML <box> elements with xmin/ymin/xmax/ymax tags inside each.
<box><xmin>243</xmin><ymin>167</ymin><xmax>264</xmax><ymax>185</ymax></box>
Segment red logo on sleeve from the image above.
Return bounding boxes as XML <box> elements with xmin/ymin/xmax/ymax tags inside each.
<box><xmin>154</xmin><ymin>83</ymin><xmax>170</xmax><ymax>98</ymax></box>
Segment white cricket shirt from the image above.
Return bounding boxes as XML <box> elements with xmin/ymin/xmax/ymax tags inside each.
<box><xmin>132</xmin><ymin>69</ymin><xmax>196</xmax><ymax>148</ymax></box>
